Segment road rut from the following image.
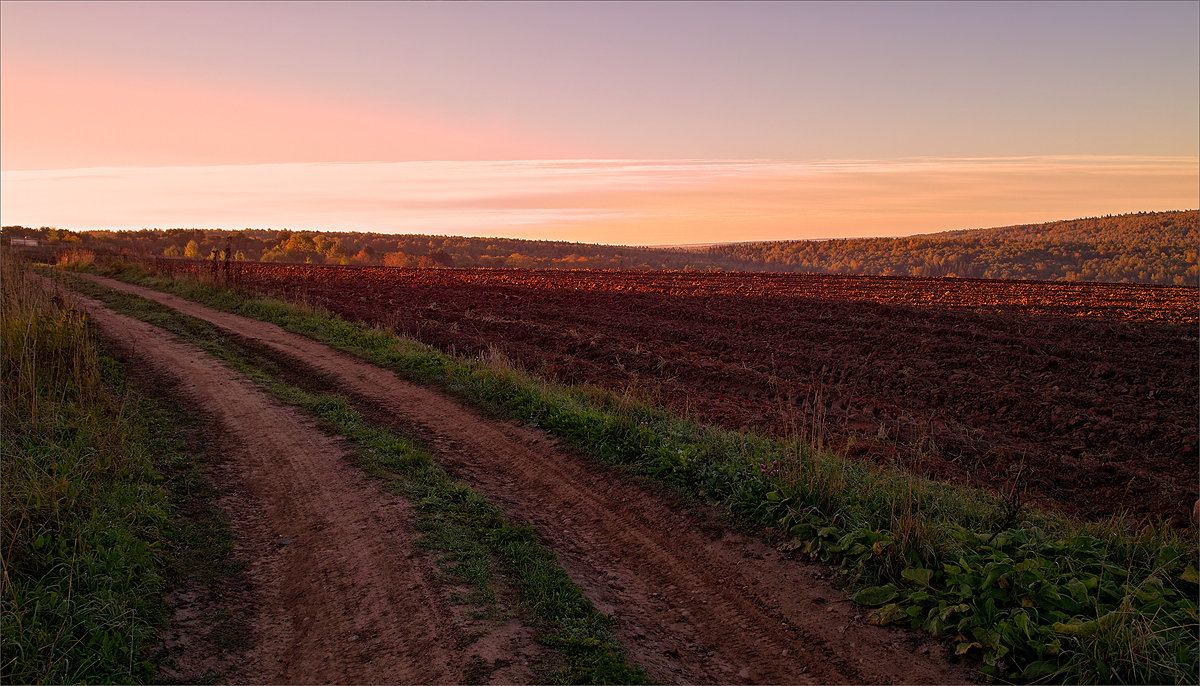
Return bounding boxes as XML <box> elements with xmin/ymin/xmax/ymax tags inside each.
<box><xmin>77</xmin><ymin>273</ymin><xmax>975</xmax><ymax>684</ymax></box>
<box><xmin>57</xmin><ymin>281</ymin><xmax>536</xmax><ymax>684</ymax></box>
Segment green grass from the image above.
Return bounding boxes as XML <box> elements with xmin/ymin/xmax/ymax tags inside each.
<box><xmin>285</xmin><ymin>391</ymin><xmax>645</xmax><ymax>684</ymax></box>
<box><xmin>1</xmin><ymin>257</ymin><xmax>173</xmax><ymax>684</ymax></box>
<box><xmin>133</xmin><ymin>365</ymin><xmax>247</xmax><ymax>685</ymax></box>
<box><xmin>3</xmin><ymin>256</ymin><xmax>260</xmax><ymax>685</ymax></box>
<box><xmin>67</xmin><ymin>262</ymin><xmax>1200</xmax><ymax>684</ymax></box>
<box><xmin>60</xmin><ymin>269</ymin><xmax>648</xmax><ymax>685</ymax></box>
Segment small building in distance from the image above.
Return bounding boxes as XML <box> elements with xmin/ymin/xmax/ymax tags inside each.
<box><xmin>9</xmin><ymin>238</ymin><xmax>39</xmax><ymax>247</ymax></box>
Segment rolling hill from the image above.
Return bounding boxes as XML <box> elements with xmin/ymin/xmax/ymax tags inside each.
<box><xmin>4</xmin><ymin>209</ymin><xmax>1196</xmax><ymax>285</ymax></box>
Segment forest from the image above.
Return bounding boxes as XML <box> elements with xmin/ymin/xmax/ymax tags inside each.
<box><xmin>3</xmin><ymin>209</ymin><xmax>1196</xmax><ymax>285</ymax></box>
<box><xmin>704</xmin><ymin>210</ymin><xmax>1198</xmax><ymax>285</ymax></box>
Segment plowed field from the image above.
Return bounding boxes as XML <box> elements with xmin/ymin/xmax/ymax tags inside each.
<box><xmin>161</xmin><ymin>262</ymin><xmax>1200</xmax><ymax>525</ymax></box>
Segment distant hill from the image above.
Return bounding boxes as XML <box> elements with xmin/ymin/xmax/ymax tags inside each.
<box><xmin>4</xmin><ymin>210</ymin><xmax>1196</xmax><ymax>285</ymax></box>
<box><xmin>701</xmin><ymin>210</ymin><xmax>1198</xmax><ymax>285</ymax></box>
<box><xmin>938</xmin><ymin>211</ymin><xmax>1196</xmax><ymax>245</ymax></box>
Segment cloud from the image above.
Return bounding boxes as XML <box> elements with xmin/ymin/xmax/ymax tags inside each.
<box><xmin>2</xmin><ymin>157</ymin><xmax>1196</xmax><ymax>244</ymax></box>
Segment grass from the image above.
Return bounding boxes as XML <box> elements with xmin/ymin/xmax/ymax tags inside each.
<box><xmin>3</xmin><ymin>254</ymin><xmax>266</xmax><ymax>685</ymax></box>
<box><xmin>1</xmin><ymin>254</ymin><xmax>176</xmax><ymax>684</ymax></box>
<box><xmin>1</xmin><ymin>254</ymin><xmax>172</xmax><ymax>683</ymax></box>
<box><xmin>289</xmin><ymin>390</ymin><xmax>645</xmax><ymax>684</ymax></box>
<box><xmin>60</xmin><ymin>269</ymin><xmax>648</xmax><ymax>685</ymax></box>
<box><xmin>131</xmin><ymin>366</ymin><xmax>247</xmax><ymax>684</ymax></box>
<box><xmin>64</xmin><ymin>262</ymin><xmax>1200</xmax><ymax>684</ymax></box>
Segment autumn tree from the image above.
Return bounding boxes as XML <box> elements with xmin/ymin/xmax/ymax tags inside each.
<box><xmin>382</xmin><ymin>251</ymin><xmax>412</xmax><ymax>267</ymax></box>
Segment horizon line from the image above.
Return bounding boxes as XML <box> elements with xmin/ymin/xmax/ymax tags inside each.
<box><xmin>7</xmin><ymin>208</ymin><xmax>1196</xmax><ymax>250</ymax></box>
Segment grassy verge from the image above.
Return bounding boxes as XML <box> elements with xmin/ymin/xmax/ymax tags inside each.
<box><xmin>61</xmin><ymin>269</ymin><xmax>648</xmax><ymax>685</ymax></box>
<box><xmin>1</xmin><ymin>255</ymin><xmax>169</xmax><ymax>683</ymax></box>
<box><xmin>2</xmin><ymin>256</ymin><xmax>243</xmax><ymax>684</ymax></box>
<box><xmin>71</xmin><ymin>263</ymin><xmax>1199</xmax><ymax>684</ymax></box>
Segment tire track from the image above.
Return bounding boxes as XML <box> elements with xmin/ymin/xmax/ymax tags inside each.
<box><xmin>56</xmin><ymin>280</ymin><xmax>499</xmax><ymax>684</ymax></box>
<box><xmin>77</xmin><ymin>273</ymin><xmax>975</xmax><ymax>684</ymax></box>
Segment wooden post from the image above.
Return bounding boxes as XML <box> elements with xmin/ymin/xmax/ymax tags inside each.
<box><xmin>224</xmin><ymin>235</ymin><xmax>233</xmax><ymax>283</ymax></box>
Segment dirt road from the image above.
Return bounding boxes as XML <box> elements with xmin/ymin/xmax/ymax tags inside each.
<box><xmin>56</xmin><ymin>281</ymin><xmax>541</xmax><ymax>684</ymax></box>
<box><xmin>75</xmin><ymin>273</ymin><xmax>974</xmax><ymax>684</ymax></box>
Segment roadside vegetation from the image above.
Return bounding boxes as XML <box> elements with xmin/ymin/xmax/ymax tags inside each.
<box><xmin>2</xmin><ymin>254</ymin><xmax>248</xmax><ymax>684</ymax></box>
<box><xmin>1</xmin><ymin>254</ymin><xmax>168</xmax><ymax>682</ymax></box>
<box><xmin>61</xmin><ymin>261</ymin><xmax>1199</xmax><ymax>684</ymax></box>
<box><xmin>59</xmin><ymin>270</ymin><xmax>648</xmax><ymax>685</ymax></box>
<box><xmin>2</xmin><ymin>256</ymin><xmax>165</xmax><ymax>683</ymax></box>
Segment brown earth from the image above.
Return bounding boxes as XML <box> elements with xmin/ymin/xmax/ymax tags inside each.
<box><xmin>76</xmin><ymin>272</ymin><xmax>976</xmax><ymax>684</ymax></box>
<box><xmin>53</xmin><ymin>279</ymin><xmax>544</xmax><ymax>684</ymax></box>
<box><xmin>174</xmin><ymin>264</ymin><xmax>1198</xmax><ymax>525</ymax></box>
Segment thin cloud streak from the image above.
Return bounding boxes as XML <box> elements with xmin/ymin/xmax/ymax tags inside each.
<box><xmin>2</xmin><ymin>157</ymin><xmax>1196</xmax><ymax>244</ymax></box>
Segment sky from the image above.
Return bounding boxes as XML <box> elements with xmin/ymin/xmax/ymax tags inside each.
<box><xmin>1</xmin><ymin>1</ymin><xmax>1197</xmax><ymax>244</ymax></box>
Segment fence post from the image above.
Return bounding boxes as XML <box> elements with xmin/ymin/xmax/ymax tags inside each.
<box><xmin>224</xmin><ymin>235</ymin><xmax>233</xmax><ymax>283</ymax></box>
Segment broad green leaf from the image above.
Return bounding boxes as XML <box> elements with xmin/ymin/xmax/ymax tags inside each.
<box><xmin>901</xmin><ymin>567</ymin><xmax>934</xmax><ymax>587</ymax></box>
<box><xmin>868</xmin><ymin>603</ymin><xmax>908</xmax><ymax>626</ymax></box>
<box><xmin>955</xmin><ymin>641</ymin><xmax>981</xmax><ymax>656</ymax></box>
<box><xmin>1012</xmin><ymin>611</ymin><xmax>1031</xmax><ymax>637</ymax></box>
<box><xmin>941</xmin><ymin>603</ymin><xmax>970</xmax><ymax>621</ymax></box>
<box><xmin>1066</xmin><ymin>577</ymin><xmax>1089</xmax><ymax>602</ymax></box>
<box><xmin>1044</xmin><ymin>637</ymin><xmax>1062</xmax><ymax>656</ymax></box>
<box><xmin>923</xmin><ymin>613</ymin><xmax>949</xmax><ymax>637</ymax></box>
<box><xmin>777</xmin><ymin>538</ymin><xmax>805</xmax><ymax>552</ymax></box>
<box><xmin>787</xmin><ymin>523</ymin><xmax>813</xmax><ymax>539</ymax></box>
<box><xmin>852</xmin><ymin>585</ymin><xmax>898</xmax><ymax>606</ymax></box>
<box><xmin>1052</xmin><ymin>610</ymin><xmax>1120</xmax><ymax>637</ymax></box>
<box><xmin>1052</xmin><ymin>620</ymin><xmax>1090</xmax><ymax>636</ymax></box>
<box><xmin>1022</xmin><ymin>660</ymin><xmax>1064</xmax><ymax>679</ymax></box>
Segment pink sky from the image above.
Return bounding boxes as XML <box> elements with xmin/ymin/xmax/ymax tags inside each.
<box><xmin>4</xmin><ymin>157</ymin><xmax>1194</xmax><ymax>244</ymax></box>
<box><xmin>1</xmin><ymin>2</ymin><xmax>1197</xmax><ymax>243</ymax></box>
<box><xmin>0</xmin><ymin>60</ymin><xmax>588</xmax><ymax>168</ymax></box>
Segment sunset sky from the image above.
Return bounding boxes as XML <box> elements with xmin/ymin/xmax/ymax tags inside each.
<box><xmin>2</xmin><ymin>1</ymin><xmax>1197</xmax><ymax>244</ymax></box>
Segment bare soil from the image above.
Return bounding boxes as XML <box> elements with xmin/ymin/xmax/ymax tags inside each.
<box><xmin>78</xmin><ymin>273</ymin><xmax>975</xmax><ymax>684</ymax></box>
<box><xmin>182</xmin><ymin>264</ymin><xmax>1199</xmax><ymax>525</ymax></box>
<box><xmin>56</xmin><ymin>280</ymin><xmax>543</xmax><ymax>684</ymax></box>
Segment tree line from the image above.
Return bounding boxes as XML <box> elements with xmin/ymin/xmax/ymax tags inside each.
<box><xmin>3</xmin><ymin>210</ymin><xmax>1195</xmax><ymax>285</ymax></box>
<box><xmin>702</xmin><ymin>211</ymin><xmax>1198</xmax><ymax>285</ymax></box>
